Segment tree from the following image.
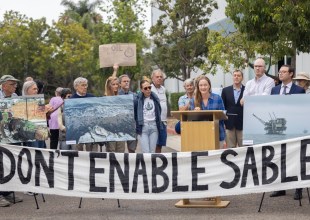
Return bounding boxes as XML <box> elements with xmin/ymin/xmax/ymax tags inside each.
<box><xmin>204</xmin><ymin>28</ymin><xmax>283</xmax><ymax>80</ymax></box>
<box><xmin>226</xmin><ymin>0</ymin><xmax>310</xmax><ymax>68</ymax></box>
<box><xmin>100</xmin><ymin>0</ymin><xmax>150</xmax><ymax>82</ymax></box>
<box><xmin>150</xmin><ymin>0</ymin><xmax>218</xmax><ymax>81</ymax></box>
<box><xmin>60</xmin><ymin>0</ymin><xmax>103</xmax><ymax>32</ymax></box>
<box><xmin>0</xmin><ymin>11</ymin><xmax>50</xmax><ymax>80</ymax></box>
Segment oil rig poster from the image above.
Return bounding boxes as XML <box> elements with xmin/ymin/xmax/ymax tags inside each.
<box><xmin>64</xmin><ymin>95</ymin><xmax>136</xmax><ymax>145</ymax></box>
<box><xmin>243</xmin><ymin>94</ymin><xmax>310</xmax><ymax>145</ymax></box>
<box><xmin>0</xmin><ymin>95</ymin><xmax>49</xmax><ymax>144</ymax></box>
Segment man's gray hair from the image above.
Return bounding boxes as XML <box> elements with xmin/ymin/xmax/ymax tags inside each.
<box><xmin>183</xmin><ymin>78</ymin><xmax>194</xmax><ymax>87</ymax></box>
<box><xmin>73</xmin><ymin>77</ymin><xmax>88</xmax><ymax>89</ymax></box>
<box><xmin>22</xmin><ymin>81</ymin><xmax>37</xmax><ymax>96</ymax></box>
<box><xmin>119</xmin><ymin>74</ymin><xmax>130</xmax><ymax>83</ymax></box>
<box><xmin>151</xmin><ymin>69</ymin><xmax>166</xmax><ymax>79</ymax></box>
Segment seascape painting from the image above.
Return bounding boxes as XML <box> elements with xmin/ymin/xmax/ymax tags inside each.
<box><xmin>64</xmin><ymin>95</ymin><xmax>136</xmax><ymax>144</ymax></box>
<box><xmin>243</xmin><ymin>94</ymin><xmax>310</xmax><ymax>145</ymax></box>
<box><xmin>0</xmin><ymin>95</ymin><xmax>49</xmax><ymax>144</ymax></box>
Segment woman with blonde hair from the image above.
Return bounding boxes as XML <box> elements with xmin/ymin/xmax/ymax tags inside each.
<box><xmin>189</xmin><ymin>75</ymin><xmax>226</xmax><ymax>148</ymax></box>
<box><xmin>104</xmin><ymin>72</ymin><xmax>125</xmax><ymax>153</ymax></box>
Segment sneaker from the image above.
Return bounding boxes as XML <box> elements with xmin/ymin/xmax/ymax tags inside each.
<box><xmin>4</xmin><ymin>193</ymin><xmax>23</xmax><ymax>203</ymax></box>
<box><xmin>0</xmin><ymin>196</ymin><xmax>11</xmax><ymax>207</ymax></box>
<box><xmin>24</xmin><ymin>192</ymin><xmax>35</xmax><ymax>196</ymax></box>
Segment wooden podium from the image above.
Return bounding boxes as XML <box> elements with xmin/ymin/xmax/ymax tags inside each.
<box><xmin>171</xmin><ymin>110</ymin><xmax>230</xmax><ymax>208</ymax></box>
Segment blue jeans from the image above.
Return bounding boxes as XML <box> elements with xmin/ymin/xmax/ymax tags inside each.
<box><xmin>138</xmin><ymin>121</ymin><xmax>158</xmax><ymax>153</ymax></box>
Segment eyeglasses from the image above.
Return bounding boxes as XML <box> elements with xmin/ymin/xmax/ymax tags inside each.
<box><xmin>8</xmin><ymin>82</ymin><xmax>17</xmax><ymax>86</ymax></box>
<box><xmin>278</xmin><ymin>71</ymin><xmax>289</xmax><ymax>74</ymax></box>
<box><xmin>143</xmin><ymin>86</ymin><xmax>152</xmax><ymax>91</ymax></box>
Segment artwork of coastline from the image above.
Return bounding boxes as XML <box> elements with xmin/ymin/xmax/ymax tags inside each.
<box><xmin>243</xmin><ymin>94</ymin><xmax>310</xmax><ymax>145</ymax></box>
<box><xmin>0</xmin><ymin>95</ymin><xmax>49</xmax><ymax>143</ymax></box>
<box><xmin>64</xmin><ymin>95</ymin><xmax>136</xmax><ymax>144</ymax></box>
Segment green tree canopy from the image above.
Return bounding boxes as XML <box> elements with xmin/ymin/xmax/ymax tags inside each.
<box><xmin>226</xmin><ymin>0</ymin><xmax>310</xmax><ymax>67</ymax></box>
<box><xmin>150</xmin><ymin>0</ymin><xmax>218</xmax><ymax>81</ymax></box>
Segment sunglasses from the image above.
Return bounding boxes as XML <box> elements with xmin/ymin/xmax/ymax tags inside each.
<box><xmin>143</xmin><ymin>86</ymin><xmax>152</xmax><ymax>91</ymax></box>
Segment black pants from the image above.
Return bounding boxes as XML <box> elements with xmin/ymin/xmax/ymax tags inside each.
<box><xmin>49</xmin><ymin>129</ymin><xmax>59</xmax><ymax>149</ymax></box>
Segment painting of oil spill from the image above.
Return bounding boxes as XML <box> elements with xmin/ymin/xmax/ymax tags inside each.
<box><xmin>64</xmin><ymin>95</ymin><xmax>136</xmax><ymax>144</ymax></box>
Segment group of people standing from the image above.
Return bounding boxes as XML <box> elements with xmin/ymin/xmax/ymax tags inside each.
<box><xmin>177</xmin><ymin>57</ymin><xmax>309</xmax><ymax>201</ymax></box>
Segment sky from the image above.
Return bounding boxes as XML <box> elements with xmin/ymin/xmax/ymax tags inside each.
<box><xmin>0</xmin><ymin>0</ymin><xmax>66</xmax><ymax>24</ymax></box>
<box><xmin>0</xmin><ymin>0</ymin><xmax>226</xmax><ymax>28</ymax></box>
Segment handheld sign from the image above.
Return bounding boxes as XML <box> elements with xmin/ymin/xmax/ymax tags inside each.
<box><xmin>99</xmin><ymin>43</ymin><xmax>136</xmax><ymax>68</ymax></box>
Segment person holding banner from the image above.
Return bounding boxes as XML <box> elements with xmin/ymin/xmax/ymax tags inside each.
<box><xmin>71</xmin><ymin>77</ymin><xmax>97</xmax><ymax>151</ymax></box>
<box><xmin>134</xmin><ymin>79</ymin><xmax>162</xmax><ymax>153</ymax></box>
<box><xmin>58</xmin><ymin>88</ymin><xmax>73</xmax><ymax>150</ymax></box>
<box><xmin>151</xmin><ymin>69</ymin><xmax>168</xmax><ymax>153</ymax></box>
<box><xmin>270</xmin><ymin>65</ymin><xmax>305</xmax><ymax>200</ymax></box>
<box><xmin>189</xmin><ymin>75</ymin><xmax>226</xmax><ymax>148</ymax></box>
<box><xmin>118</xmin><ymin>73</ymin><xmax>138</xmax><ymax>153</ymax></box>
<box><xmin>240</xmin><ymin>58</ymin><xmax>274</xmax><ymax>106</ymax></box>
<box><xmin>104</xmin><ymin>75</ymin><xmax>125</xmax><ymax>153</ymax></box>
<box><xmin>0</xmin><ymin>74</ymin><xmax>23</xmax><ymax>207</ymax></box>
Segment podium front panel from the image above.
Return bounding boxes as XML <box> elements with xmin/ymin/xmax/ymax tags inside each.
<box><xmin>181</xmin><ymin>121</ymin><xmax>219</xmax><ymax>151</ymax></box>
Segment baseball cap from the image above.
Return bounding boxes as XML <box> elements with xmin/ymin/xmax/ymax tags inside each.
<box><xmin>0</xmin><ymin>75</ymin><xmax>20</xmax><ymax>84</ymax></box>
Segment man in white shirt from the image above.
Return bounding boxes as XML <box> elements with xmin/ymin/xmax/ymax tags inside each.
<box><xmin>151</xmin><ymin>69</ymin><xmax>167</xmax><ymax>153</ymax></box>
<box><xmin>240</xmin><ymin>58</ymin><xmax>275</xmax><ymax>105</ymax></box>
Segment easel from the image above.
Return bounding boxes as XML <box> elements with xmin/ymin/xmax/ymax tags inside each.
<box><xmin>258</xmin><ymin>188</ymin><xmax>310</xmax><ymax>212</ymax></box>
<box><xmin>171</xmin><ymin>110</ymin><xmax>230</xmax><ymax>208</ymax></box>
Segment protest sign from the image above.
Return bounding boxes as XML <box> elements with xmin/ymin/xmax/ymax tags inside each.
<box><xmin>0</xmin><ymin>95</ymin><xmax>49</xmax><ymax>143</ymax></box>
<box><xmin>1</xmin><ymin>136</ymin><xmax>310</xmax><ymax>200</ymax></box>
<box><xmin>243</xmin><ymin>94</ymin><xmax>310</xmax><ymax>145</ymax></box>
<box><xmin>99</xmin><ymin>43</ymin><xmax>136</xmax><ymax>68</ymax></box>
<box><xmin>64</xmin><ymin>95</ymin><xmax>135</xmax><ymax>145</ymax></box>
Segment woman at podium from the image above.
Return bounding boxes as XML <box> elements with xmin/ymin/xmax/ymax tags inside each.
<box><xmin>134</xmin><ymin>79</ymin><xmax>162</xmax><ymax>153</ymax></box>
<box><xmin>189</xmin><ymin>75</ymin><xmax>226</xmax><ymax>148</ymax></box>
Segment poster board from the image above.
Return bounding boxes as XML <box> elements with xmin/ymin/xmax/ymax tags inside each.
<box><xmin>99</xmin><ymin>43</ymin><xmax>136</xmax><ymax>68</ymax></box>
<box><xmin>243</xmin><ymin>94</ymin><xmax>310</xmax><ymax>145</ymax></box>
<box><xmin>0</xmin><ymin>95</ymin><xmax>49</xmax><ymax>143</ymax></box>
<box><xmin>65</xmin><ymin>95</ymin><xmax>136</xmax><ymax>144</ymax></box>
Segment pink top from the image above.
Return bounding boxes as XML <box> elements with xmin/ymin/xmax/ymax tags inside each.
<box><xmin>48</xmin><ymin>96</ymin><xmax>63</xmax><ymax>129</ymax></box>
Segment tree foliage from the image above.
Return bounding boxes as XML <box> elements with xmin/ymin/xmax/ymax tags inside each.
<box><xmin>100</xmin><ymin>0</ymin><xmax>150</xmax><ymax>82</ymax></box>
<box><xmin>226</xmin><ymin>0</ymin><xmax>310</xmax><ymax>67</ymax></box>
<box><xmin>150</xmin><ymin>0</ymin><xmax>218</xmax><ymax>81</ymax></box>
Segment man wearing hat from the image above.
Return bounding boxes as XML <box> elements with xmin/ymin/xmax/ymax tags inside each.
<box><xmin>0</xmin><ymin>74</ymin><xmax>23</xmax><ymax>207</ymax></box>
<box><xmin>0</xmin><ymin>75</ymin><xmax>20</xmax><ymax>98</ymax></box>
<box><xmin>293</xmin><ymin>72</ymin><xmax>310</xmax><ymax>94</ymax></box>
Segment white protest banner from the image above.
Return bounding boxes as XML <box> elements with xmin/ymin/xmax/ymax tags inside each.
<box><xmin>99</xmin><ymin>43</ymin><xmax>136</xmax><ymax>68</ymax></box>
<box><xmin>1</xmin><ymin>136</ymin><xmax>310</xmax><ymax>200</ymax></box>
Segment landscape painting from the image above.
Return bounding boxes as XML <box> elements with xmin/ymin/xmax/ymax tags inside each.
<box><xmin>243</xmin><ymin>94</ymin><xmax>310</xmax><ymax>145</ymax></box>
<box><xmin>0</xmin><ymin>95</ymin><xmax>49</xmax><ymax>144</ymax></box>
<box><xmin>64</xmin><ymin>95</ymin><xmax>136</xmax><ymax>144</ymax></box>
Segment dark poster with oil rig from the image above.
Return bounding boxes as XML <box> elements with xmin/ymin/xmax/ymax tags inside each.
<box><xmin>243</xmin><ymin>94</ymin><xmax>310</xmax><ymax>145</ymax></box>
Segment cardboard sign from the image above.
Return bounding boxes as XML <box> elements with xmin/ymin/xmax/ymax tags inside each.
<box><xmin>99</xmin><ymin>43</ymin><xmax>136</xmax><ymax>68</ymax></box>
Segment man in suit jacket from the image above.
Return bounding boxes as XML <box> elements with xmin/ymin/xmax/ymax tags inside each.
<box><xmin>221</xmin><ymin>70</ymin><xmax>245</xmax><ymax>148</ymax></box>
<box><xmin>270</xmin><ymin>64</ymin><xmax>305</xmax><ymax>200</ymax></box>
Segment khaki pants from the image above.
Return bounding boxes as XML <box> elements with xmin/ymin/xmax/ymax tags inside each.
<box><xmin>225</xmin><ymin>128</ymin><xmax>243</xmax><ymax>148</ymax></box>
<box><xmin>106</xmin><ymin>141</ymin><xmax>125</xmax><ymax>153</ymax></box>
<box><xmin>74</xmin><ymin>143</ymin><xmax>98</xmax><ymax>151</ymax></box>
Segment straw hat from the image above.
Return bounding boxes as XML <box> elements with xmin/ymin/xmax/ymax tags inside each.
<box><xmin>293</xmin><ymin>72</ymin><xmax>310</xmax><ymax>81</ymax></box>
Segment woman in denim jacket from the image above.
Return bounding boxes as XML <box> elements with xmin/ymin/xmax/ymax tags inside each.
<box><xmin>134</xmin><ymin>79</ymin><xmax>162</xmax><ymax>153</ymax></box>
